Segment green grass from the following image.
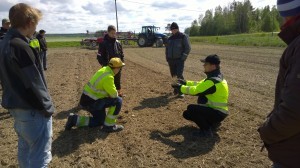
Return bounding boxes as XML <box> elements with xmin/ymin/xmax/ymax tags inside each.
<box><xmin>47</xmin><ymin>41</ymin><xmax>81</xmax><ymax>48</ymax></box>
<box><xmin>189</xmin><ymin>32</ymin><xmax>286</xmax><ymax>47</ymax></box>
<box><xmin>46</xmin><ymin>36</ymin><xmax>85</xmax><ymax>42</ymax></box>
<box><xmin>46</xmin><ymin>35</ymin><xmax>86</xmax><ymax>48</ymax></box>
<box><xmin>46</xmin><ymin>32</ymin><xmax>287</xmax><ymax>48</ymax></box>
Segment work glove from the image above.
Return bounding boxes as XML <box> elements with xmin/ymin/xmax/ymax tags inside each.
<box><xmin>177</xmin><ymin>79</ymin><xmax>186</xmax><ymax>85</ymax></box>
<box><xmin>171</xmin><ymin>83</ymin><xmax>182</xmax><ymax>95</ymax></box>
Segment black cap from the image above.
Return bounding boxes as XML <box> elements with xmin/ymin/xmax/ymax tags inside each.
<box><xmin>39</xmin><ymin>29</ymin><xmax>46</xmax><ymax>33</ymax></box>
<box><xmin>170</xmin><ymin>22</ymin><xmax>179</xmax><ymax>30</ymax></box>
<box><xmin>200</xmin><ymin>54</ymin><xmax>220</xmax><ymax>65</ymax></box>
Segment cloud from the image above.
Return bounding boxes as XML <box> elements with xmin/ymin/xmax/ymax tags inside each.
<box><xmin>0</xmin><ymin>0</ymin><xmax>275</xmax><ymax>34</ymax></box>
<box><xmin>57</xmin><ymin>17</ymin><xmax>76</xmax><ymax>21</ymax></box>
<box><xmin>40</xmin><ymin>0</ymin><xmax>75</xmax><ymax>4</ymax></box>
<box><xmin>82</xmin><ymin>0</ymin><xmax>127</xmax><ymax>15</ymax></box>
<box><xmin>82</xmin><ymin>3</ymin><xmax>103</xmax><ymax>15</ymax></box>
<box><xmin>178</xmin><ymin>16</ymin><xmax>194</xmax><ymax>21</ymax></box>
<box><xmin>55</xmin><ymin>5</ymin><xmax>81</xmax><ymax>14</ymax></box>
<box><xmin>151</xmin><ymin>2</ymin><xmax>186</xmax><ymax>9</ymax></box>
<box><xmin>0</xmin><ymin>1</ymin><xmax>13</xmax><ymax>12</ymax></box>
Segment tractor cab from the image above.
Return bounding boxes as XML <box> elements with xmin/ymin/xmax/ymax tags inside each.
<box><xmin>137</xmin><ymin>26</ymin><xmax>168</xmax><ymax>47</ymax></box>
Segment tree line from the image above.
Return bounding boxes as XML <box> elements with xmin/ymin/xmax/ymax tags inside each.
<box><xmin>184</xmin><ymin>0</ymin><xmax>283</xmax><ymax>36</ymax></box>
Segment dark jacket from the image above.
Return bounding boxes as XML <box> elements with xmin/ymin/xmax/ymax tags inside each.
<box><xmin>258</xmin><ymin>18</ymin><xmax>300</xmax><ymax>167</ymax></box>
<box><xmin>0</xmin><ymin>27</ymin><xmax>8</xmax><ymax>40</ymax></box>
<box><xmin>165</xmin><ymin>32</ymin><xmax>191</xmax><ymax>61</ymax></box>
<box><xmin>36</xmin><ymin>33</ymin><xmax>47</xmax><ymax>51</ymax></box>
<box><xmin>0</xmin><ymin>28</ymin><xmax>54</xmax><ymax>117</ymax></box>
<box><xmin>97</xmin><ymin>34</ymin><xmax>124</xmax><ymax>66</ymax></box>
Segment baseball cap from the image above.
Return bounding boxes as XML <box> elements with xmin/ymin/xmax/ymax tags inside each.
<box><xmin>200</xmin><ymin>54</ymin><xmax>221</xmax><ymax>65</ymax></box>
<box><xmin>39</xmin><ymin>29</ymin><xmax>46</xmax><ymax>33</ymax></box>
<box><xmin>2</xmin><ymin>18</ymin><xmax>10</xmax><ymax>25</ymax></box>
<box><xmin>170</xmin><ymin>22</ymin><xmax>179</xmax><ymax>30</ymax></box>
<box><xmin>109</xmin><ymin>57</ymin><xmax>125</xmax><ymax>68</ymax></box>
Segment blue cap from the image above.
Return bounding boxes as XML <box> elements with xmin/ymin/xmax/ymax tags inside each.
<box><xmin>277</xmin><ymin>0</ymin><xmax>300</xmax><ymax>17</ymax></box>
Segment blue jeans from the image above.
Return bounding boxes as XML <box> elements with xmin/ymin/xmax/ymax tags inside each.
<box><xmin>88</xmin><ymin>97</ymin><xmax>122</xmax><ymax>127</ymax></box>
<box><xmin>40</xmin><ymin>51</ymin><xmax>47</xmax><ymax>70</ymax></box>
<box><xmin>10</xmin><ymin>109</ymin><xmax>52</xmax><ymax>168</ymax></box>
<box><xmin>272</xmin><ymin>163</ymin><xmax>282</xmax><ymax>168</ymax></box>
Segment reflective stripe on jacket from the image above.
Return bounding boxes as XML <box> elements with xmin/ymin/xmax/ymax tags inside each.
<box><xmin>29</xmin><ymin>39</ymin><xmax>40</xmax><ymax>52</ymax></box>
<box><xmin>181</xmin><ymin>74</ymin><xmax>229</xmax><ymax>113</ymax></box>
<box><xmin>83</xmin><ymin>66</ymin><xmax>118</xmax><ymax>100</ymax></box>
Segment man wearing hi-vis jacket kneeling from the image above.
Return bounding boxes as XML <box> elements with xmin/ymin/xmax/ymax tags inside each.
<box><xmin>172</xmin><ymin>54</ymin><xmax>229</xmax><ymax>137</ymax></box>
<box><xmin>65</xmin><ymin>57</ymin><xmax>125</xmax><ymax>132</ymax></box>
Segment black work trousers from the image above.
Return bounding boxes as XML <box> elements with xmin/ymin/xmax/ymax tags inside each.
<box><xmin>167</xmin><ymin>59</ymin><xmax>185</xmax><ymax>79</ymax></box>
<box><xmin>114</xmin><ymin>69</ymin><xmax>122</xmax><ymax>90</ymax></box>
<box><xmin>183</xmin><ymin>104</ymin><xmax>227</xmax><ymax>130</ymax></box>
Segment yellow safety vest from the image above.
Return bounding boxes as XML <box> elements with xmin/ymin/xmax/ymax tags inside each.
<box><xmin>181</xmin><ymin>77</ymin><xmax>229</xmax><ymax>114</ymax></box>
<box><xmin>83</xmin><ymin>66</ymin><xmax>118</xmax><ymax>100</ymax></box>
<box><xmin>29</xmin><ymin>39</ymin><xmax>40</xmax><ymax>52</ymax></box>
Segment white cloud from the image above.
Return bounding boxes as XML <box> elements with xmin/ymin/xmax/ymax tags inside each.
<box><xmin>0</xmin><ymin>0</ymin><xmax>276</xmax><ymax>34</ymax></box>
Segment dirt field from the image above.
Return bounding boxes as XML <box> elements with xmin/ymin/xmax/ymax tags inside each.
<box><xmin>0</xmin><ymin>44</ymin><xmax>284</xmax><ymax>167</ymax></box>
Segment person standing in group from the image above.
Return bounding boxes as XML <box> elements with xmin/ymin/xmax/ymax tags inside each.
<box><xmin>0</xmin><ymin>18</ymin><xmax>10</xmax><ymax>105</ymax></box>
<box><xmin>65</xmin><ymin>58</ymin><xmax>125</xmax><ymax>132</ymax></box>
<box><xmin>258</xmin><ymin>0</ymin><xmax>300</xmax><ymax>167</ymax></box>
<box><xmin>36</xmin><ymin>29</ymin><xmax>48</xmax><ymax>70</ymax></box>
<box><xmin>172</xmin><ymin>54</ymin><xmax>229</xmax><ymax>137</ymax></box>
<box><xmin>29</xmin><ymin>31</ymin><xmax>40</xmax><ymax>54</ymax></box>
<box><xmin>97</xmin><ymin>25</ymin><xmax>125</xmax><ymax>97</ymax></box>
<box><xmin>0</xmin><ymin>18</ymin><xmax>10</xmax><ymax>40</ymax></box>
<box><xmin>0</xmin><ymin>3</ymin><xmax>54</xmax><ymax>167</ymax></box>
<box><xmin>166</xmin><ymin>22</ymin><xmax>191</xmax><ymax>98</ymax></box>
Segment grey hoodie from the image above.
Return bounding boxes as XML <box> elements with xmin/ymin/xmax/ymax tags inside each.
<box><xmin>0</xmin><ymin>28</ymin><xmax>54</xmax><ymax>117</ymax></box>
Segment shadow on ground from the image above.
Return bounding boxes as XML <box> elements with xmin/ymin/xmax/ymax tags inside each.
<box><xmin>133</xmin><ymin>93</ymin><xmax>177</xmax><ymax>110</ymax></box>
<box><xmin>52</xmin><ymin>127</ymin><xmax>109</xmax><ymax>157</ymax></box>
<box><xmin>54</xmin><ymin>106</ymin><xmax>81</xmax><ymax>120</ymax></box>
<box><xmin>150</xmin><ymin>125</ymin><xmax>220</xmax><ymax>159</ymax></box>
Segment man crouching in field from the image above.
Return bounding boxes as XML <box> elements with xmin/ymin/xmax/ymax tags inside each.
<box><xmin>0</xmin><ymin>3</ymin><xmax>55</xmax><ymax>167</ymax></box>
<box><xmin>172</xmin><ymin>54</ymin><xmax>229</xmax><ymax>137</ymax></box>
<box><xmin>65</xmin><ymin>58</ymin><xmax>125</xmax><ymax>132</ymax></box>
<box><xmin>258</xmin><ymin>0</ymin><xmax>300</xmax><ymax>167</ymax></box>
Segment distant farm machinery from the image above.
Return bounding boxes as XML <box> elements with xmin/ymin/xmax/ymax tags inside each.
<box><xmin>137</xmin><ymin>26</ymin><xmax>168</xmax><ymax>47</ymax></box>
<box><xmin>80</xmin><ymin>26</ymin><xmax>168</xmax><ymax>49</ymax></box>
<box><xmin>80</xmin><ymin>31</ymin><xmax>136</xmax><ymax>49</ymax></box>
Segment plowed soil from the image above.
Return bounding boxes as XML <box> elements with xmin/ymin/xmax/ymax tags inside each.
<box><xmin>0</xmin><ymin>44</ymin><xmax>284</xmax><ymax>167</ymax></box>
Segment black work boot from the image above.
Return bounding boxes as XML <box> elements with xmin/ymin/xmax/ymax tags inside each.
<box><xmin>65</xmin><ymin>113</ymin><xmax>78</xmax><ymax>131</ymax></box>
<box><xmin>102</xmin><ymin>125</ymin><xmax>124</xmax><ymax>132</ymax></box>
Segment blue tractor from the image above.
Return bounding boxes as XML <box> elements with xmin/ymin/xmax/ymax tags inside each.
<box><xmin>137</xmin><ymin>26</ymin><xmax>168</xmax><ymax>47</ymax></box>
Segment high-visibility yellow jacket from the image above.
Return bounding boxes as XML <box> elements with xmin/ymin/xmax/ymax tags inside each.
<box><xmin>83</xmin><ymin>66</ymin><xmax>118</xmax><ymax>100</ymax></box>
<box><xmin>29</xmin><ymin>38</ymin><xmax>40</xmax><ymax>52</ymax></box>
<box><xmin>180</xmin><ymin>70</ymin><xmax>229</xmax><ymax>114</ymax></box>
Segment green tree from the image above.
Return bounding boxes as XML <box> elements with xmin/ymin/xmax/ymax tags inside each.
<box><xmin>189</xmin><ymin>20</ymin><xmax>200</xmax><ymax>36</ymax></box>
<box><xmin>200</xmin><ymin>10</ymin><xmax>214</xmax><ymax>35</ymax></box>
<box><xmin>186</xmin><ymin>0</ymin><xmax>281</xmax><ymax>36</ymax></box>
<box><xmin>261</xmin><ymin>6</ymin><xmax>273</xmax><ymax>32</ymax></box>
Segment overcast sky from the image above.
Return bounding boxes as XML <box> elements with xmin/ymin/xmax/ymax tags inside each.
<box><xmin>0</xmin><ymin>0</ymin><xmax>276</xmax><ymax>34</ymax></box>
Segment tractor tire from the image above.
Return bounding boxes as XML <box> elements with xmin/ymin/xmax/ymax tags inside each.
<box><xmin>137</xmin><ymin>35</ymin><xmax>147</xmax><ymax>47</ymax></box>
<box><xmin>155</xmin><ymin>39</ymin><xmax>163</xmax><ymax>47</ymax></box>
<box><xmin>91</xmin><ymin>41</ymin><xmax>97</xmax><ymax>48</ymax></box>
